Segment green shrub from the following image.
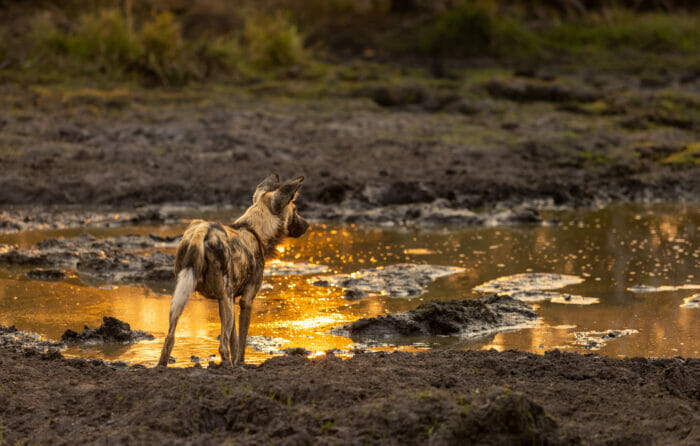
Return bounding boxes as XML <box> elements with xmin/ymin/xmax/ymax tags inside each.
<box><xmin>195</xmin><ymin>36</ymin><xmax>243</xmax><ymax>78</ymax></box>
<box><xmin>71</xmin><ymin>9</ymin><xmax>140</xmax><ymax>73</ymax></box>
<box><xmin>428</xmin><ymin>1</ymin><xmax>494</xmax><ymax>57</ymax></box>
<box><xmin>28</xmin><ymin>12</ymin><xmax>72</xmax><ymax>59</ymax></box>
<box><xmin>141</xmin><ymin>11</ymin><xmax>185</xmax><ymax>84</ymax></box>
<box><xmin>542</xmin><ymin>10</ymin><xmax>700</xmax><ymax>55</ymax></box>
<box><xmin>244</xmin><ymin>13</ymin><xmax>308</xmax><ymax>70</ymax></box>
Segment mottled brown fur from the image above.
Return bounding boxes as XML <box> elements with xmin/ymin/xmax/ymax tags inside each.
<box><xmin>158</xmin><ymin>174</ymin><xmax>309</xmax><ymax>366</ymax></box>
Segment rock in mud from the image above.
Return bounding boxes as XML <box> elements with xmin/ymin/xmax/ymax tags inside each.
<box><xmin>0</xmin><ymin>324</ymin><xmax>65</xmax><ymax>354</ymax></box>
<box><xmin>334</xmin><ymin>294</ymin><xmax>539</xmax><ymax>339</ymax></box>
<box><xmin>26</xmin><ymin>268</ymin><xmax>68</xmax><ymax>280</ymax></box>
<box><xmin>573</xmin><ymin>329</ymin><xmax>638</xmax><ymax>350</ymax></box>
<box><xmin>281</xmin><ymin>347</ymin><xmax>312</xmax><ymax>356</ymax></box>
<box><xmin>311</xmin><ymin>263</ymin><xmax>465</xmax><ymax>299</ymax></box>
<box><xmin>61</xmin><ymin>317</ymin><xmax>155</xmax><ymax>344</ymax></box>
<box><xmin>681</xmin><ymin>294</ymin><xmax>700</xmax><ymax>309</ymax></box>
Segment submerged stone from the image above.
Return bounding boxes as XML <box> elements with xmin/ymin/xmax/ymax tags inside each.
<box><xmin>334</xmin><ymin>294</ymin><xmax>539</xmax><ymax>339</ymax></box>
<box><xmin>61</xmin><ymin>316</ymin><xmax>155</xmax><ymax>344</ymax></box>
<box><xmin>311</xmin><ymin>263</ymin><xmax>465</xmax><ymax>299</ymax></box>
<box><xmin>681</xmin><ymin>294</ymin><xmax>700</xmax><ymax>309</ymax></box>
<box><xmin>628</xmin><ymin>284</ymin><xmax>700</xmax><ymax>293</ymax></box>
<box><xmin>573</xmin><ymin>329</ymin><xmax>638</xmax><ymax>350</ymax></box>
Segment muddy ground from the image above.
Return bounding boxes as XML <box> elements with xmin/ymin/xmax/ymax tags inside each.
<box><xmin>0</xmin><ymin>346</ymin><xmax>698</xmax><ymax>445</ymax></box>
<box><xmin>1</xmin><ymin>68</ymin><xmax>698</xmax><ymax>214</ymax></box>
<box><xmin>1</xmin><ymin>69</ymin><xmax>699</xmax><ymax>444</ymax></box>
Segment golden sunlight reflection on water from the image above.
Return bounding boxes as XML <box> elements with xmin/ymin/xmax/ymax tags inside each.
<box><xmin>0</xmin><ymin>203</ymin><xmax>698</xmax><ymax>366</ymax></box>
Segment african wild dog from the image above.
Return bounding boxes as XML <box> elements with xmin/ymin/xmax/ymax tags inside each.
<box><xmin>157</xmin><ymin>174</ymin><xmax>309</xmax><ymax>366</ymax></box>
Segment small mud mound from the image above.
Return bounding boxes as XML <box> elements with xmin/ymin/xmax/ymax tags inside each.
<box><xmin>0</xmin><ymin>324</ymin><xmax>64</xmax><ymax>355</ymax></box>
<box><xmin>474</xmin><ymin>272</ymin><xmax>599</xmax><ymax>305</ymax></box>
<box><xmin>573</xmin><ymin>329</ymin><xmax>638</xmax><ymax>350</ymax></box>
<box><xmin>681</xmin><ymin>294</ymin><xmax>700</xmax><ymax>309</ymax></box>
<box><xmin>61</xmin><ymin>317</ymin><xmax>155</xmax><ymax>344</ymax></box>
<box><xmin>508</xmin><ymin>290</ymin><xmax>599</xmax><ymax>305</ymax></box>
<box><xmin>485</xmin><ymin>78</ymin><xmax>600</xmax><ymax>103</ymax></box>
<box><xmin>334</xmin><ymin>294</ymin><xmax>539</xmax><ymax>339</ymax></box>
<box><xmin>26</xmin><ymin>268</ymin><xmax>68</xmax><ymax>280</ymax></box>
<box><xmin>475</xmin><ymin>272</ymin><xmax>584</xmax><ymax>293</ymax></box>
<box><xmin>350</xmin><ymin>386</ymin><xmax>567</xmax><ymax>445</ymax></box>
<box><xmin>311</xmin><ymin>263</ymin><xmax>465</xmax><ymax>299</ymax></box>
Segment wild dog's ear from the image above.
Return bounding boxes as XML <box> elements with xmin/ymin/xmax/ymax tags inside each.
<box><xmin>271</xmin><ymin>176</ymin><xmax>304</xmax><ymax>213</ymax></box>
<box><xmin>253</xmin><ymin>173</ymin><xmax>280</xmax><ymax>203</ymax></box>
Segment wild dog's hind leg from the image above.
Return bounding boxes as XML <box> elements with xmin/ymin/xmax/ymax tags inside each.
<box><xmin>237</xmin><ymin>283</ymin><xmax>261</xmax><ymax>364</ymax></box>
<box><xmin>158</xmin><ymin>268</ymin><xmax>196</xmax><ymax>367</ymax></box>
<box><xmin>207</xmin><ymin>270</ymin><xmax>235</xmax><ymax>366</ymax></box>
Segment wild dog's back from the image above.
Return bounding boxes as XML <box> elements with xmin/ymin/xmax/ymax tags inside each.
<box><xmin>174</xmin><ymin>220</ymin><xmax>262</xmax><ymax>298</ymax></box>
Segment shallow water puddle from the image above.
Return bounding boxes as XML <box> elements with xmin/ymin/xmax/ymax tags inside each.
<box><xmin>0</xmin><ymin>203</ymin><xmax>698</xmax><ymax>365</ymax></box>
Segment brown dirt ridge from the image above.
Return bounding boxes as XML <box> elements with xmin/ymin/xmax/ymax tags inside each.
<box><xmin>0</xmin><ymin>346</ymin><xmax>698</xmax><ymax>445</ymax></box>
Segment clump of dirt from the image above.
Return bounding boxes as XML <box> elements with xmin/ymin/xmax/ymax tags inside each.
<box><xmin>334</xmin><ymin>294</ymin><xmax>539</xmax><ymax>339</ymax></box>
<box><xmin>61</xmin><ymin>316</ymin><xmax>155</xmax><ymax>344</ymax></box>
<box><xmin>311</xmin><ymin>263</ymin><xmax>465</xmax><ymax>299</ymax></box>
<box><xmin>26</xmin><ymin>268</ymin><xmax>68</xmax><ymax>280</ymax></box>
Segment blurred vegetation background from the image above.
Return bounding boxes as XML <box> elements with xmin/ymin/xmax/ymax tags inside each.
<box><xmin>0</xmin><ymin>0</ymin><xmax>698</xmax><ymax>85</ymax></box>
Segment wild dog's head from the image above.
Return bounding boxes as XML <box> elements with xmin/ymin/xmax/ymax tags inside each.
<box><xmin>245</xmin><ymin>174</ymin><xmax>309</xmax><ymax>248</ymax></box>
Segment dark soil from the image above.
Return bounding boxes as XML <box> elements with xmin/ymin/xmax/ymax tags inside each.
<box><xmin>0</xmin><ymin>346</ymin><xmax>698</xmax><ymax>445</ymax></box>
<box><xmin>0</xmin><ymin>71</ymin><xmax>698</xmax><ymax>215</ymax></box>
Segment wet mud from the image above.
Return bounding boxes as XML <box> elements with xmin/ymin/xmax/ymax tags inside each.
<box><xmin>61</xmin><ymin>316</ymin><xmax>155</xmax><ymax>345</ymax></box>
<box><xmin>1</xmin><ymin>345</ymin><xmax>698</xmax><ymax>445</ymax></box>
<box><xmin>306</xmin><ymin>200</ymin><xmax>547</xmax><ymax>227</ymax></box>
<box><xmin>334</xmin><ymin>294</ymin><xmax>539</xmax><ymax>340</ymax></box>
<box><xmin>311</xmin><ymin>263</ymin><xmax>465</xmax><ymax>299</ymax></box>
<box><xmin>0</xmin><ymin>206</ymin><xmax>181</xmax><ymax>234</ymax></box>
<box><xmin>0</xmin><ymin>233</ymin><xmax>328</xmax><ymax>285</ymax></box>
<box><xmin>1</xmin><ymin>72</ymin><xmax>698</xmax><ymax>215</ymax></box>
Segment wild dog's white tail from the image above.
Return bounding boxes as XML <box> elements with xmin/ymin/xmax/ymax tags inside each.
<box><xmin>171</xmin><ymin>268</ymin><xmax>195</xmax><ymax>320</ymax></box>
<box><xmin>158</xmin><ymin>268</ymin><xmax>196</xmax><ymax>366</ymax></box>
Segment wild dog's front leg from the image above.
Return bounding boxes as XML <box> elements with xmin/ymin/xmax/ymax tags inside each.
<box><xmin>237</xmin><ymin>283</ymin><xmax>261</xmax><ymax>364</ymax></box>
